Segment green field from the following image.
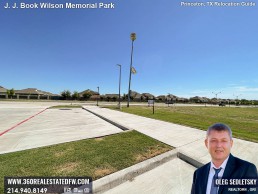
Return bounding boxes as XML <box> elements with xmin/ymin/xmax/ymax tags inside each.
<box><xmin>0</xmin><ymin>130</ymin><xmax>172</xmax><ymax>193</ymax></box>
<box><xmin>109</xmin><ymin>106</ymin><xmax>258</xmax><ymax>143</ymax></box>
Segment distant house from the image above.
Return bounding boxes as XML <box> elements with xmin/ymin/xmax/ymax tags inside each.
<box><xmin>15</xmin><ymin>88</ymin><xmax>60</xmax><ymax>100</ymax></box>
<box><xmin>202</xmin><ymin>97</ymin><xmax>210</xmax><ymax>103</ymax></box>
<box><xmin>79</xmin><ymin>89</ymin><xmax>99</xmax><ymax>100</ymax></box>
<box><xmin>157</xmin><ymin>95</ymin><xmax>166</xmax><ymax>101</ymax></box>
<box><xmin>0</xmin><ymin>86</ymin><xmax>7</xmax><ymax>99</ymax></box>
<box><xmin>166</xmin><ymin>94</ymin><xmax>178</xmax><ymax>102</ymax></box>
<box><xmin>210</xmin><ymin>98</ymin><xmax>219</xmax><ymax>104</ymax></box>
<box><xmin>130</xmin><ymin>90</ymin><xmax>140</xmax><ymax>98</ymax></box>
<box><xmin>142</xmin><ymin>93</ymin><xmax>155</xmax><ymax>100</ymax></box>
<box><xmin>177</xmin><ymin>97</ymin><xmax>189</xmax><ymax>103</ymax></box>
<box><xmin>189</xmin><ymin>96</ymin><xmax>212</xmax><ymax>103</ymax></box>
<box><xmin>90</xmin><ymin>94</ymin><xmax>100</xmax><ymax>101</ymax></box>
<box><xmin>134</xmin><ymin>93</ymin><xmax>144</xmax><ymax>101</ymax></box>
<box><xmin>156</xmin><ymin>94</ymin><xmax>188</xmax><ymax>103</ymax></box>
<box><xmin>79</xmin><ymin>89</ymin><xmax>99</xmax><ymax>96</ymax></box>
<box><xmin>190</xmin><ymin>96</ymin><xmax>205</xmax><ymax>103</ymax></box>
<box><xmin>220</xmin><ymin>99</ymin><xmax>231</xmax><ymax>103</ymax></box>
<box><xmin>131</xmin><ymin>92</ymin><xmax>155</xmax><ymax>102</ymax></box>
<box><xmin>0</xmin><ymin>87</ymin><xmax>59</xmax><ymax>100</ymax></box>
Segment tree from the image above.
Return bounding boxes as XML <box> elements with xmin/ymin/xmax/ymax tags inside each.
<box><xmin>72</xmin><ymin>91</ymin><xmax>79</xmax><ymax>100</ymax></box>
<box><xmin>112</xmin><ymin>96</ymin><xmax>117</xmax><ymax>102</ymax></box>
<box><xmin>83</xmin><ymin>92</ymin><xmax>92</xmax><ymax>101</ymax></box>
<box><xmin>61</xmin><ymin>90</ymin><xmax>71</xmax><ymax>100</ymax></box>
<box><xmin>240</xmin><ymin>99</ymin><xmax>250</xmax><ymax>105</ymax></box>
<box><xmin>124</xmin><ymin>94</ymin><xmax>134</xmax><ymax>101</ymax></box>
<box><xmin>253</xmin><ymin>101</ymin><xmax>258</xmax><ymax>106</ymax></box>
<box><xmin>7</xmin><ymin>88</ymin><xmax>15</xmax><ymax>99</ymax></box>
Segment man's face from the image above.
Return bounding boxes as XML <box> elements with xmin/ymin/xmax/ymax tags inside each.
<box><xmin>205</xmin><ymin>130</ymin><xmax>233</xmax><ymax>164</ymax></box>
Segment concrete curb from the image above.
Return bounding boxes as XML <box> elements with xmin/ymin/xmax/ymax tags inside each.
<box><xmin>92</xmin><ymin>149</ymin><xmax>178</xmax><ymax>194</ymax></box>
<box><xmin>91</xmin><ymin>150</ymin><xmax>205</xmax><ymax>194</ymax></box>
<box><xmin>177</xmin><ymin>152</ymin><xmax>204</xmax><ymax>168</ymax></box>
<box><xmin>82</xmin><ymin>107</ymin><xmax>132</xmax><ymax>131</ymax></box>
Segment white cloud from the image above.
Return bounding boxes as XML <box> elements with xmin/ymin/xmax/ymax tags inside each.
<box><xmin>231</xmin><ymin>86</ymin><xmax>258</xmax><ymax>92</ymax></box>
<box><xmin>180</xmin><ymin>86</ymin><xmax>258</xmax><ymax>100</ymax></box>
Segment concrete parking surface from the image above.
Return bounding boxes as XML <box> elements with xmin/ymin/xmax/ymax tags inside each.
<box><xmin>0</xmin><ymin>103</ymin><xmax>123</xmax><ymax>154</ymax></box>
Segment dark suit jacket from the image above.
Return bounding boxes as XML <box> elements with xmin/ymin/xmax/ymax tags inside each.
<box><xmin>191</xmin><ymin>154</ymin><xmax>258</xmax><ymax>194</ymax></box>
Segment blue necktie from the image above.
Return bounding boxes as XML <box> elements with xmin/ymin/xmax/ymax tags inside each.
<box><xmin>210</xmin><ymin>167</ymin><xmax>222</xmax><ymax>194</ymax></box>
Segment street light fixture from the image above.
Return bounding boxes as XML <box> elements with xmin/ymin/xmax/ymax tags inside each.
<box><xmin>127</xmin><ymin>32</ymin><xmax>136</xmax><ymax>107</ymax></box>
<box><xmin>212</xmin><ymin>91</ymin><xmax>221</xmax><ymax>104</ymax></box>
<box><xmin>97</xmin><ymin>86</ymin><xmax>99</xmax><ymax>106</ymax></box>
<box><xmin>117</xmin><ymin>64</ymin><xmax>122</xmax><ymax>109</ymax></box>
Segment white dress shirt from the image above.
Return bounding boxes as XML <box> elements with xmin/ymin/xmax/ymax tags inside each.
<box><xmin>206</xmin><ymin>156</ymin><xmax>229</xmax><ymax>194</ymax></box>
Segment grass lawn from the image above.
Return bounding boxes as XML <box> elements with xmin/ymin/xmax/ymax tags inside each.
<box><xmin>48</xmin><ymin>105</ymin><xmax>82</xmax><ymax>109</ymax></box>
<box><xmin>108</xmin><ymin>106</ymin><xmax>258</xmax><ymax>143</ymax></box>
<box><xmin>0</xmin><ymin>130</ymin><xmax>172</xmax><ymax>193</ymax></box>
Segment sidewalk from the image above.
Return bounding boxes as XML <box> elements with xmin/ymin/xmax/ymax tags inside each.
<box><xmin>83</xmin><ymin>106</ymin><xmax>258</xmax><ymax>166</ymax></box>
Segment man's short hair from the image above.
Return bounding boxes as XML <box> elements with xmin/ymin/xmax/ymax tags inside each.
<box><xmin>207</xmin><ymin>123</ymin><xmax>232</xmax><ymax>139</ymax></box>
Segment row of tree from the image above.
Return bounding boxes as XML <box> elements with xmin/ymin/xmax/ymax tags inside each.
<box><xmin>3</xmin><ymin>88</ymin><xmax>258</xmax><ymax>105</ymax></box>
<box><xmin>60</xmin><ymin>90</ymin><xmax>135</xmax><ymax>101</ymax></box>
<box><xmin>60</xmin><ymin>90</ymin><xmax>258</xmax><ymax>105</ymax></box>
<box><xmin>60</xmin><ymin>90</ymin><xmax>92</xmax><ymax>100</ymax></box>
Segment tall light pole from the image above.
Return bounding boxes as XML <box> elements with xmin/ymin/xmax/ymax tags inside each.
<box><xmin>212</xmin><ymin>91</ymin><xmax>221</xmax><ymax>104</ymax></box>
<box><xmin>117</xmin><ymin>64</ymin><xmax>122</xmax><ymax>109</ymax></box>
<box><xmin>127</xmin><ymin>32</ymin><xmax>136</xmax><ymax>107</ymax></box>
<box><xmin>233</xmin><ymin>94</ymin><xmax>242</xmax><ymax>106</ymax></box>
<box><xmin>97</xmin><ymin>86</ymin><xmax>99</xmax><ymax>106</ymax></box>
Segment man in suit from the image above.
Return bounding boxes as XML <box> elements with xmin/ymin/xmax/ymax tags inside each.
<box><xmin>191</xmin><ymin>123</ymin><xmax>258</xmax><ymax>194</ymax></box>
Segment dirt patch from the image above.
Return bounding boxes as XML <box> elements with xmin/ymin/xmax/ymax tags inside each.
<box><xmin>55</xmin><ymin>162</ymin><xmax>79</xmax><ymax>174</ymax></box>
<box><xmin>95</xmin><ymin>137</ymin><xmax>104</xmax><ymax>141</ymax></box>
<box><xmin>135</xmin><ymin>145</ymin><xmax>171</xmax><ymax>162</ymax></box>
<box><xmin>93</xmin><ymin>166</ymin><xmax>116</xmax><ymax>178</ymax></box>
<box><xmin>54</xmin><ymin>147</ymin><xmax>74</xmax><ymax>157</ymax></box>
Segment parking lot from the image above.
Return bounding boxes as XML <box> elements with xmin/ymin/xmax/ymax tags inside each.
<box><xmin>1</xmin><ymin>101</ymin><xmax>258</xmax><ymax>194</ymax></box>
<box><xmin>0</xmin><ymin>101</ymin><xmax>123</xmax><ymax>154</ymax></box>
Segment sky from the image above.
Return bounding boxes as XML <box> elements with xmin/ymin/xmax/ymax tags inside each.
<box><xmin>1</xmin><ymin>0</ymin><xmax>258</xmax><ymax>100</ymax></box>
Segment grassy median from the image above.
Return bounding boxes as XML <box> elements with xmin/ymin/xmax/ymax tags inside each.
<box><xmin>48</xmin><ymin>105</ymin><xmax>82</xmax><ymax>109</ymax></box>
<box><xmin>0</xmin><ymin>130</ymin><xmax>172</xmax><ymax>193</ymax></box>
<box><xmin>108</xmin><ymin>106</ymin><xmax>258</xmax><ymax>143</ymax></box>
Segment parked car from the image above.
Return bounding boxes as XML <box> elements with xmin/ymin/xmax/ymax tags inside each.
<box><xmin>219</xmin><ymin>102</ymin><xmax>226</xmax><ymax>106</ymax></box>
<box><xmin>165</xmin><ymin>101</ymin><xmax>174</xmax><ymax>104</ymax></box>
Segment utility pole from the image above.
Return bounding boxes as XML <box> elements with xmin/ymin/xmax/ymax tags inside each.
<box><xmin>117</xmin><ymin>64</ymin><xmax>122</xmax><ymax>109</ymax></box>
